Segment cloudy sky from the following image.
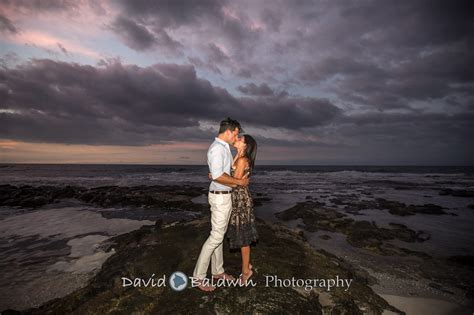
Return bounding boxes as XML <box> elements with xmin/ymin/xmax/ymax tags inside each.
<box><xmin>0</xmin><ymin>0</ymin><xmax>473</xmax><ymax>165</ymax></box>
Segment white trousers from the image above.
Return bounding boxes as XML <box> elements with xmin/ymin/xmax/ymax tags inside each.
<box><xmin>193</xmin><ymin>192</ymin><xmax>232</xmax><ymax>280</ymax></box>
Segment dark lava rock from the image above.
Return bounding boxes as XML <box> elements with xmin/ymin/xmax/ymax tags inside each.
<box><xmin>10</xmin><ymin>218</ymin><xmax>402</xmax><ymax>314</ymax></box>
<box><xmin>375</xmin><ymin>199</ymin><xmax>447</xmax><ymax>216</ymax></box>
<box><xmin>394</xmin><ymin>186</ymin><xmax>413</xmax><ymax>190</ymax></box>
<box><xmin>77</xmin><ymin>185</ymin><xmax>207</xmax><ymax>209</ymax></box>
<box><xmin>405</xmin><ymin>204</ymin><xmax>447</xmax><ymax>215</ymax></box>
<box><xmin>0</xmin><ymin>184</ymin><xmax>208</xmax><ymax>212</ymax></box>
<box><xmin>362</xmin><ymin>180</ymin><xmax>419</xmax><ymax>189</ymax></box>
<box><xmin>346</xmin><ymin>221</ymin><xmax>431</xmax><ymax>257</ymax></box>
<box><xmin>252</xmin><ymin>196</ymin><xmax>272</xmax><ymax>207</ymax></box>
<box><xmin>439</xmin><ymin>189</ymin><xmax>474</xmax><ymax>197</ymax></box>
<box><xmin>328</xmin><ymin>198</ymin><xmax>346</xmax><ymax>205</ymax></box>
<box><xmin>428</xmin><ymin>283</ymin><xmax>454</xmax><ymax>295</ymax></box>
<box><xmin>345</xmin><ymin>210</ymin><xmax>364</xmax><ymax>216</ymax></box>
<box><xmin>276</xmin><ymin>201</ymin><xmax>432</xmax><ymax>258</ymax></box>
<box><xmin>154</xmin><ymin>219</ymin><xmax>164</xmax><ymax>229</ymax></box>
<box><xmin>341</xmin><ymin>198</ymin><xmax>448</xmax><ymax>216</ymax></box>
<box><xmin>276</xmin><ymin>201</ymin><xmax>352</xmax><ymax>233</ymax></box>
<box><xmin>447</xmin><ymin>255</ymin><xmax>474</xmax><ymax>270</ymax></box>
<box><xmin>18</xmin><ymin>196</ymin><xmax>51</xmax><ymax>208</ymax></box>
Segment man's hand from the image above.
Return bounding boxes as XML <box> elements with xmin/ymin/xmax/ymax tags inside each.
<box><xmin>213</xmin><ymin>172</ymin><xmax>249</xmax><ymax>188</ymax></box>
<box><xmin>209</xmin><ymin>171</ymin><xmax>248</xmax><ymax>181</ymax></box>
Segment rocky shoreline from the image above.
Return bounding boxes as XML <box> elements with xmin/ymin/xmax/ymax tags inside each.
<box><xmin>0</xmin><ymin>184</ymin><xmax>209</xmax><ymax>212</ymax></box>
<box><xmin>3</xmin><ymin>217</ymin><xmax>404</xmax><ymax>314</ymax></box>
<box><xmin>1</xmin><ymin>184</ymin><xmax>473</xmax><ymax>313</ymax></box>
<box><xmin>275</xmin><ymin>199</ymin><xmax>474</xmax><ymax>309</ymax></box>
<box><xmin>275</xmin><ymin>200</ymin><xmax>433</xmax><ymax>257</ymax></box>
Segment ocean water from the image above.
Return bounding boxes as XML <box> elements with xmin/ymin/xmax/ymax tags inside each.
<box><xmin>1</xmin><ymin>164</ymin><xmax>473</xmax><ymax>190</ymax></box>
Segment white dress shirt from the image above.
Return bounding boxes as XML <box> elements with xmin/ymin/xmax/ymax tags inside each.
<box><xmin>207</xmin><ymin>137</ymin><xmax>232</xmax><ymax>191</ymax></box>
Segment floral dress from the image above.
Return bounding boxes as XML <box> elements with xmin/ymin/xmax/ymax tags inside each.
<box><xmin>227</xmin><ymin>165</ymin><xmax>259</xmax><ymax>249</ymax></box>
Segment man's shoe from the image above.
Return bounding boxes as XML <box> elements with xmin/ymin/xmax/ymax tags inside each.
<box><xmin>212</xmin><ymin>272</ymin><xmax>236</xmax><ymax>281</ymax></box>
<box><xmin>195</xmin><ymin>279</ymin><xmax>215</xmax><ymax>292</ymax></box>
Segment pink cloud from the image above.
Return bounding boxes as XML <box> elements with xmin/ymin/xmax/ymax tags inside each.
<box><xmin>4</xmin><ymin>30</ymin><xmax>101</xmax><ymax>59</ymax></box>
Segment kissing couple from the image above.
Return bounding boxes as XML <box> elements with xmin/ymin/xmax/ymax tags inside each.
<box><xmin>193</xmin><ymin>117</ymin><xmax>259</xmax><ymax>292</ymax></box>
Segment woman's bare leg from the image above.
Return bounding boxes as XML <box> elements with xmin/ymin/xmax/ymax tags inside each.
<box><xmin>241</xmin><ymin>245</ymin><xmax>251</xmax><ymax>274</ymax></box>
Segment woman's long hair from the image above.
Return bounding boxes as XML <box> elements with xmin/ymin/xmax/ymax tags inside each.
<box><xmin>242</xmin><ymin>135</ymin><xmax>257</xmax><ymax>175</ymax></box>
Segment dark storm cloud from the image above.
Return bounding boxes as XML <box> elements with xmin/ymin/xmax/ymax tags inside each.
<box><xmin>0</xmin><ymin>52</ymin><xmax>19</xmax><ymax>68</ymax></box>
<box><xmin>0</xmin><ymin>109</ymin><xmax>216</xmax><ymax>146</ymax></box>
<box><xmin>109</xmin><ymin>0</ymin><xmax>474</xmax><ymax>102</ymax></box>
<box><xmin>111</xmin><ymin>0</ymin><xmax>228</xmax><ymax>55</ymax></box>
<box><xmin>338</xmin><ymin>0</ymin><xmax>474</xmax><ymax>48</ymax></box>
<box><xmin>236</xmin><ymin>96</ymin><xmax>341</xmax><ymax>129</ymax></box>
<box><xmin>0</xmin><ymin>13</ymin><xmax>16</xmax><ymax>33</ymax></box>
<box><xmin>293</xmin><ymin>0</ymin><xmax>474</xmax><ymax>109</ymax></box>
<box><xmin>390</xmin><ymin>50</ymin><xmax>474</xmax><ymax>100</ymax></box>
<box><xmin>0</xmin><ymin>59</ymin><xmax>232</xmax><ymax>126</ymax></box>
<box><xmin>187</xmin><ymin>56</ymin><xmax>222</xmax><ymax>75</ymax></box>
<box><xmin>206</xmin><ymin>43</ymin><xmax>231</xmax><ymax>64</ymax></box>
<box><xmin>115</xmin><ymin>0</ymin><xmax>225</xmax><ymax>29</ymax></box>
<box><xmin>333</xmin><ymin>112</ymin><xmax>474</xmax><ymax>164</ymax></box>
<box><xmin>186</xmin><ymin>43</ymin><xmax>234</xmax><ymax>75</ymax></box>
<box><xmin>56</xmin><ymin>43</ymin><xmax>67</xmax><ymax>55</ymax></box>
<box><xmin>237</xmin><ymin>83</ymin><xmax>274</xmax><ymax>96</ymax></box>
<box><xmin>287</xmin><ymin>0</ymin><xmax>474</xmax><ymax>52</ymax></box>
<box><xmin>111</xmin><ymin>16</ymin><xmax>156</xmax><ymax>51</ymax></box>
<box><xmin>109</xmin><ymin>16</ymin><xmax>183</xmax><ymax>53</ymax></box>
<box><xmin>0</xmin><ymin>59</ymin><xmax>341</xmax><ymax>145</ymax></box>
<box><xmin>299</xmin><ymin>48</ymin><xmax>474</xmax><ymax>110</ymax></box>
<box><xmin>112</xmin><ymin>0</ymin><xmax>263</xmax><ymax>75</ymax></box>
<box><xmin>260</xmin><ymin>8</ymin><xmax>281</xmax><ymax>32</ymax></box>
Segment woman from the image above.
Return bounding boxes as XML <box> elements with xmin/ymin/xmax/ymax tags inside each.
<box><xmin>227</xmin><ymin>134</ymin><xmax>259</xmax><ymax>285</ymax></box>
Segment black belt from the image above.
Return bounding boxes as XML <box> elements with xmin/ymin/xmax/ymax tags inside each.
<box><xmin>209</xmin><ymin>190</ymin><xmax>232</xmax><ymax>194</ymax></box>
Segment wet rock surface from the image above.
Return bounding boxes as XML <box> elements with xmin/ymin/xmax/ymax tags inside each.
<box><xmin>275</xmin><ymin>201</ymin><xmax>474</xmax><ymax>306</ymax></box>
<box><xmin>330</xmin><ymin>197</ymin><xmax>449</xmax><ymax>216</ymax></box>
<box><xmin>2</xmin><ymin>217</ymin><xmax>403</xmax><ymax>314</ymax></box>
<box><xmin>447</xmin><ymin>255</ymin><xmax>474</xmax><ymax>270</ymax></box>
<box><xmin>439</xmin><ymin>189</ymin><xmax>474</xmax><ymax>197</ymax></box>
<box><xmin>1</xmin><ymin>182</ymin><xmax>473</xmax><ymax>313</ymax></box>
<box><xmin>252</xmin><ymin>194</ymin><xmax>272</xmax><ymax>207</ymax></box>
<box><xmin>0</xmin><ymin>184</ymin><xmax>211</xmax><ymax>311</ymax></box>
<box><xmin>0</xmin><ymin>184</ymin><xmax>209</xmax><ymax>212</ymax></box>
<box><xmin>275</xmin><ymin>201</ymin><xmax>432</xmax><ymax>257</ymax></box>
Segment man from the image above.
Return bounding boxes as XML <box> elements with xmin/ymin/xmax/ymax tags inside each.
<box><xmin>193</xmin><ymin>117</ymin><xmax>250</xmax><ymax>292</ymax></box>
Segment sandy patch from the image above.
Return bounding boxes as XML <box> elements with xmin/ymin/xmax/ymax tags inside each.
<box><xmin>380</xmin><ymin>294</ymin><xmax>472</xmax><ymax>315</ymax></box>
